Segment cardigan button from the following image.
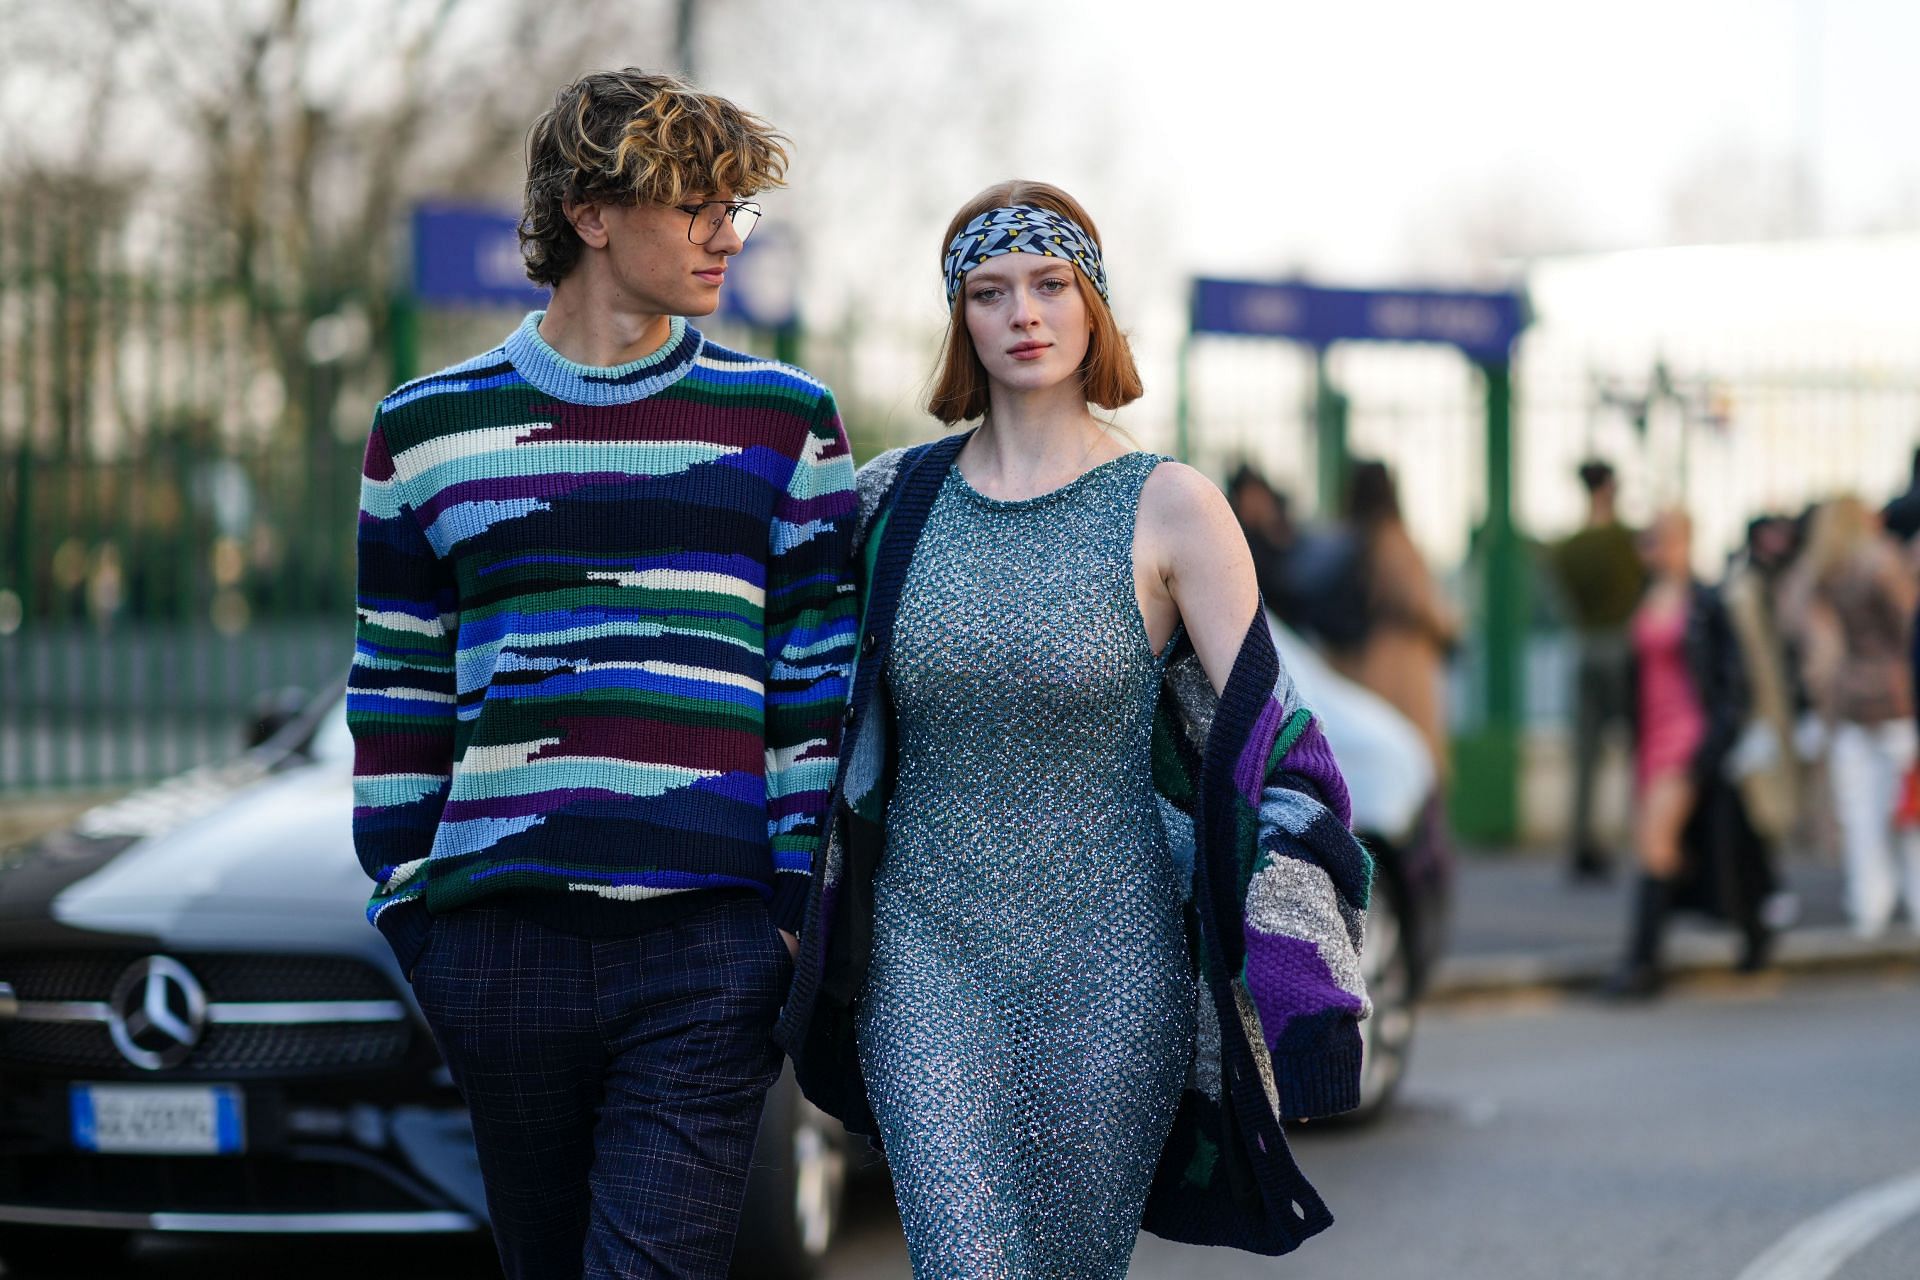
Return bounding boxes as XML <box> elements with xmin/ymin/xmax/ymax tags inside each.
<box><xmin>842</xmin><ymin>704</ymin><xmax>856</xmax><ymax>727</ymax></box>
<box><xmin>861</xmin><ymin>633</ymin><xmax>877</xmax><ymax>656</ymax></box>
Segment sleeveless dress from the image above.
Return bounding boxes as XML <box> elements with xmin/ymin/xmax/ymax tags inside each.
<box><xmin>854</xmin><ymin>451</ymin><xmax>1197</xmax><ymax>1279</ymax></box>
<box><xmin>1632</xmin><ymin>599</ymin><xmax>1705</xmax><ymax>789</ymax></box>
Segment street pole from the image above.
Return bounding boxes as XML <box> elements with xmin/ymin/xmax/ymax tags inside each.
<box><xmin>1452</xmin><ymin>357</ymin><xmax>1525</xmax><ymax>842</ymax></box>
<box><xmin>1174</xmin><ymin>331</ymin><xmax>1192</xmax><ymax>464</ymax></box>
<box><xmin>1314</xmin><ymin>349</ymin><xmax>1349</xmax><ymax>519</ymax></box>
<box><xmin>675</xmin><ymin>0</ymin><xmax>698</xmax><ymax>79</ymax></box>
<box><xmin>388</xmin><ymin>292</ymin><xmax>419</xmax><ymax>387</ymax></box>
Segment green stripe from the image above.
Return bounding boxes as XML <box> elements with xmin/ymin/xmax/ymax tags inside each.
<box><xmin>1265</xmin><ymin>706</ymin><xmax>1315</xmax><ymax>776</ymax></box>
<box><xmin>461</xmin><ymin>584</ymin><xmax>764</xmax><ymax>624</ymax></box>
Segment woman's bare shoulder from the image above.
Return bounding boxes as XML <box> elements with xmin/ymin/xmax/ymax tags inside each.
<box><xmin>1139</xmin><ymin>459</ymin><xmax>1241</xmax><ymax>544</ymax></box>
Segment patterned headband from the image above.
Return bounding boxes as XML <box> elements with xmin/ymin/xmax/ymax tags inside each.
<box><xmin>942</xmin><ymin>205</ymin><xmax>1110</xmax><ymax>307</ymax></box>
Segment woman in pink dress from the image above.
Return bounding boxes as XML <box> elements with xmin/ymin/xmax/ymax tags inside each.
<box><xmin>1610</xmin><ymin>510</ymin><xmax>1767</xmax><ymax>995</ymax></box>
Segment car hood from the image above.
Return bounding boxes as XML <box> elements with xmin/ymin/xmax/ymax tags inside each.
<box><xmin>1270</xmin><ymin>615</ymin><xmax>1434</xmax><ymax>842</ymax></box>
<box><xmin>0</xmin><ymin>755</ymin><xmax>373</xmax><ymax>950</ymax></box>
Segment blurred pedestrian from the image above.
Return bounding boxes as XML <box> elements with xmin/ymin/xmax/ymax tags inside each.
<box><xmin>1327</xmin><ymin>458</ymin><xmax>1460</xmax><ymax>781</ymax></box>
<box><xmin>346</xmin><ymin>70</ymin><xmax>858</xmax><ymax>1280</ymax></box>
<box><xmin>1608</xmin><ymin>511</ymin><xmax>1771</xmax><ymax>997</ymax></box>
<box><xmin>1880</xmin><ymin>446</ymin><xmax>1920</xmax><ymax>543</ymax></box>
<box><xmin>1796</xmin><ymin>496</ymin><xmax>1920</xmax><ymax>937</ymax></box>
<box><xmin>1226</xmin><ymin>462</ymin><xmax>1298</xmax><ymax>622</ymax></box>
<box><xmin>779</xmin><ymin>180</ymin><xmax>1372</xmax><ymax>1271</ymax></box>
<box><xmin>1721</xmin><ymin>516</ymin><xmax>1804</xmax><ymax>853</ymax></box>
<box><xmin>1551</xmin><ymin>459</ymin><xmax>1645</xmax><ymax>882</ymax></box>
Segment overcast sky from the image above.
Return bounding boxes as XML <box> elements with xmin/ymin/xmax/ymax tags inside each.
<box><xmin>704</xmin><ymin>0</ymin><xmax>1920</xmax><ymax>311</ymax></box>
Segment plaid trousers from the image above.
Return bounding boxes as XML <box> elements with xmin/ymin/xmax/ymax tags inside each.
<box><xmin>410</xmin><ymin>892</ymin><xmax>790</xmax><ymax>1280</ymax></box>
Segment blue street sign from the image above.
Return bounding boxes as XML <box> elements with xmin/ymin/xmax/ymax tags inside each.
<box><xmin>720</xmin><ymin>224</ymin><xmax>800</xmax><ymax>330</ymax></box>
<box><xmin>410</xmin><ymin>202</ymin><xmax>800</xmax><ymax>330</ymax></box>
<box><xmin>411</xmin><ymin>204</ymin><xmax>548</xmax><ymax>309</ymax></box>
<box><xmin>1191</xmin><ymin>278</ymin><xmax>1528</xmax><ymax>361</ymax></box>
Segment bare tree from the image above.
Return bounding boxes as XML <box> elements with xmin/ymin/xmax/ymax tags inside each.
<box><xmin>2</xmin><ymin>0</ymin><xmax>674</xmax><ymax>445</ymax></box>
<box><xmin>1666</xmin><ymin>139</ymin><xmax>1818</xmax><ymax>245</ymax></box>
<box><xmin>1399</xmin><ymin>170</ymin><xmax>1590</xmax><ymax>283</ymax></box>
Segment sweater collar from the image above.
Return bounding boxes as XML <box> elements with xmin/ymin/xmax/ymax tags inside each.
<box><xmin>504</xmin><ymin>311</ymin><xmax>705</xmax><ymax>406</ymax></box>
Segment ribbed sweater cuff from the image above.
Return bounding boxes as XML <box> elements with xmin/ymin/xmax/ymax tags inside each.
<box><xmin>376</xmin><ymin>900</ymin><xmax>434</xmax><ymax>980</ymax></box>
<box><xmin>1272</xmin><ymin>1025</ymin><xmax>1363</xmax><ymax>1119</ymax></box>
<box><xmin>769</xmin><ymin>874</ymin><xmax>809</xmax><ymax>936</ymax></box>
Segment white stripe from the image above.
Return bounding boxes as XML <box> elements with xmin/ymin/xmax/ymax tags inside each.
<box><xmin>365</xmin><ymin>686</ymin><xmax>457</xmax><ymax>705</ymax></box>
<box><xmin>585</xmin><ymin>569</ymin><xmax>765</xmax><ymax>606</ymax></box>
<box><xmin>565</xmin><ymin>882</ymin><xmax>693</xmax><ymax>902</ymax></box>
<box><xmin>766</xmin><ymin>737</ymin><xmax>830</xmax><ymax>773</ymax></box>
<box><xmin>459</xmin><ymin>738</ymin><xmax>564</xmax><ymax>773</ymax></box>
<box><xmin>357</xmin><ymin>608</ymin><xmax>449</xmax><ymax>638</ymax></box>
<box><xmin>386</xmin><ymin>423</ymin><xmax>550</xmax><ymax>484</ymax></box>
<box><xmin>1736</xmin><ymin>1167</ymin><xmax>1920</xmax><ymax>1280</ymax></box>
<box><xmin>610</xmin><ymin>660</ymin><xmax>763</xmax><ymax>694</ymax></box>
<box><xmin>380</xmin><ymin>858</ymin><xmax>429</xmax><ymax>893</ymax></box>
<box><xmin>696</xmin><ymin>352</ymin><xmax>826</xmax><ymax>394</ymax></box>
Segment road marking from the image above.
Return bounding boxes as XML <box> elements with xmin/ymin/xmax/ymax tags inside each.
<box><xmin>1736</xmin><ymin>1167</ymin><xmax>1920</xmax><ymax>1280</ymax></box>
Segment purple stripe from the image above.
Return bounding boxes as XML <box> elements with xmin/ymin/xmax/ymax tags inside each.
<box><xmin>775</xmin><ymin>491</ymin><xmax>858</xmax><ymax>524</ymax></box>
<box><xmin>768</xmin><ymin>788</ymin><xmax>830</xmax><ymax>820</ymax></box>
<box><xmin>494</xmin><ymin>720</ymin><xmax>763</xmax><ymax>767</ymax></box>
<box><xmin>1233</xmin><ymin>697</ymin><xmax>1286</xmax><ymax>806</ymax></box>
<box><xmin>352</xmin><ymin>738</ymin><xmax>452</xmax><ymax>774</ymax></box>
<box><xmin>1281</xmin><ymin>720</ymin><xmax>1353</xmax><ymax>828</ymax></box>
<box><xmin>1243</xmin><ymin>930</ymin><xmax>1366</xmax><ymax>1052</ymax></box>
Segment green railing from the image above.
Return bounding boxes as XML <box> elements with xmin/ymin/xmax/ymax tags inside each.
<box><xmin>0</xmin><ymin>201</ymin><xmax>378</xmax><ymax>792</ymax></box>
<box><xmin>0</xmin><ymin>199</ymin><xmax>914</xmax><ymax>795</ymax></box>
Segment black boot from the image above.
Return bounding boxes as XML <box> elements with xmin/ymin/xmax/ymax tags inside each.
<box><xmin>1735</xmin><ymin>911</ymin><xmax>1774</xmax><ymax>973</ymax></box>
<box><xmin>1569</xmin><ymin>844</ymin><xmax>1615</xmax><ymax>884</ymax></box>
<box><xmin>1604</xmin><ymin>875</ymin><xmax>1672</xmax><ymax>998</ymax></box>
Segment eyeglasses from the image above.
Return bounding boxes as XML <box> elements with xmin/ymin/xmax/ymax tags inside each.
<box><xmin>677</xmin><ymin>200</ymin><xmax>762</xmax><ymax>246</ymax></box>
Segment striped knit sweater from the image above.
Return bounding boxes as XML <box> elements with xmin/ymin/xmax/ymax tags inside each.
<box><xmin>348</xmin><ymin>312</ymin><xmax>857</xmax><ymax>972</ymax></box>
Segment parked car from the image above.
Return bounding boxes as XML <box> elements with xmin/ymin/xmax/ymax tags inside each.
<box><xmin>1271</xmin><ymin>615</ymin><xmax>1453</xmax><ymax>1120</ymax></box>
<box><xmin>0</xmin><ymin>691</ymin><xmax>845</xmax><ymax>1279</ymax></box>
<box><xmin>0</xmin><ymin>625</ymin><xmax>1444</xmax><ymax>1276</ymax></box>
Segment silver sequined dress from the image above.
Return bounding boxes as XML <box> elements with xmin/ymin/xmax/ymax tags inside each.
<box><xmin>856</xmin><ymin>451</ymin><xmax>1197</xmax><ymax>1279</ymax></box>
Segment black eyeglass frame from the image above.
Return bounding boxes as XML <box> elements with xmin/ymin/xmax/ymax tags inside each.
<box><xmin>676</xmin><ymin>200</ymin><xmax>763</xmax><ymax>246</ymax></box>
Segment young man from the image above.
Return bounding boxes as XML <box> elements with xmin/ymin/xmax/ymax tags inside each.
<box><xmin>1551</xmin><ymin>459</ymin><xmax>1644</xmax><ymax>882</ymax></box>
<box><xmin>347</xmin><ymin>69</ymin><xmax>856</xmax><ymax>1279</ymax></box>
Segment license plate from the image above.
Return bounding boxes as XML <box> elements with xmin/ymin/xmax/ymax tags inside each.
<box><xmin>71</xmin><ymin>1084</ymin><xmax>245</xmax><ymax>1155</ymax></box>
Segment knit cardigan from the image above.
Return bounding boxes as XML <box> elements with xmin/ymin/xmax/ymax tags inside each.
<box><xmin>774</xmin><ymin>433</ymin><xmax>1375</xmax><ymax>1257</ymax></box>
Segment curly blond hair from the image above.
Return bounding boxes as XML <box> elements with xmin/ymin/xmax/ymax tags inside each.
<box><xmin>521</xmin><ymin>69</ymin><xmax>790</xmax><ymax>287</ymax></box>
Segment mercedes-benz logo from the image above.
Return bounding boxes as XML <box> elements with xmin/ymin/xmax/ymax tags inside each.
<box><xmin>107</xmin><ymin>956</ymin><xmax>208</xmax><ymax>1070</ymax></box>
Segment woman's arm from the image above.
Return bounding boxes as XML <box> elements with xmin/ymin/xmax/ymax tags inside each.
<box><xmin>1141</xmin><ymin>463</ymin><xmax>1371</xmax><ymax>1120</ymax></box>
<box><xmin>1137</xmin><ymin>462</ymin><xmax>1261</xmax><ymax>694</ymax></box>
<box><xmin>1373</xmin><ymin>521</ymin><xmax>1460</xmax><ymax>649</ymax></box>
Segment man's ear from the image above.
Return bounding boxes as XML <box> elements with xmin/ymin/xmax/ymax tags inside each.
<box><xmin>564</xmin><ymin>199</ymin><xmax>612</xmax><ymax>250</ymax></box>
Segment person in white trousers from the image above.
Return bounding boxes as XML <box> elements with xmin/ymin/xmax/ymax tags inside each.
<box><xmin>1794</xmin><ymin>497</ymin><xmax>1920</xmax><ymax>936</ymax></box>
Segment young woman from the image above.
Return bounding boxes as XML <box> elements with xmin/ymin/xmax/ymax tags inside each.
<box><xmin>1326</xmin><ymin>459</ymin><xmax>1460</xmax><ymax>783</ymax></box>
<box><xmin>1796</xmin><ymin>497</ymin><xmax>1920</xmax><ymax>936</ymax></box>
<box><xmin>1609</xmin><ymin>510</ymin><xmax>1769</xmax><ymax>996</ymax></box>
<box><xmin>774</xmin><ymin>182</ymin><xmax>1373</xmax><ymax>1275</ymax></box>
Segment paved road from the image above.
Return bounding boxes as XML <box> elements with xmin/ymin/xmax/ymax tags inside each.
<box><xmin>6</xmin><ymin>972</ymin><xmax>1915</xmax><ymax>1279</ymax></box>
<box><xmin>830</xmin><ymin>970</ymin><xmax>1920</xmax><ymax>1280</ymax></box>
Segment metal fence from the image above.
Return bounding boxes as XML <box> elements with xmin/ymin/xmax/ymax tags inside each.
<box><xmin>1179</xmin><ymin>246</ymin><xmax>1920</xmax><ymax>748</ymax></box>
<box><xmin>12</xmin><ymin>203</ymin><xmax>1919</xmax><ymax>801</ymax></box>
<box><xmin>0</xmin><ymin>200</ymin><xmax>398</xmax><ymax>793</ymax></box>
<box><xmin>0</xmin><ymin>199</ymin><xmax>920</xmax><ymax>794</ymax></box>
